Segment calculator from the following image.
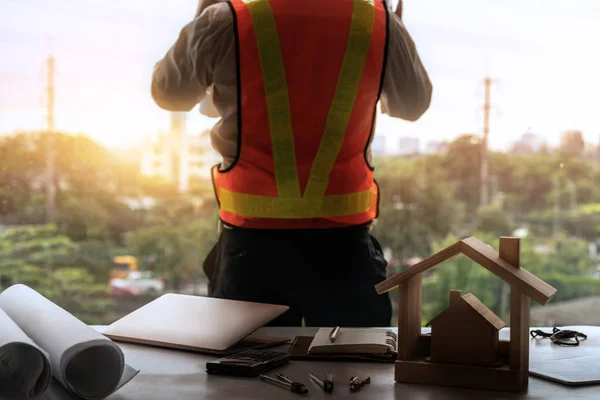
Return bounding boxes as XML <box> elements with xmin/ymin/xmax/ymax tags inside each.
<box><xmin>206</xmin><ymin>349</ymin><xmax>291</xmax><ymax>377</ymax></box>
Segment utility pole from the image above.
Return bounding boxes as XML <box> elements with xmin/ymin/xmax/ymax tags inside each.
<box><xmin>552</xmin><ymin>175</ymin><xmax>560</xmax><ymax>237</ymax></box>
<box><xmin>480</xmin><ymin>76</ymin><xmax>492</xmax><ymax>207</ymax></box>
<box><xmin>45</xmin><ymin>55</ymin><xmax>56</xmax><ymax>224</ymax></box>
<box><xmin>569</xmin><ymin>180</ymin><xmax>580</xmax><ymax>237</ymax></box>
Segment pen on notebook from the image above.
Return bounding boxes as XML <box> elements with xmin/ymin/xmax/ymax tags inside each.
<box><xmin>329</xmin><ymin>326</ymin><xmax>340</xmax><ymax>342</ymax></box>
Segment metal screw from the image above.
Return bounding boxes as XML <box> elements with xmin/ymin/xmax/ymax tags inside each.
<box><xmin>349</xmin><ymin>376</ymin><xmax>370</xmax><ymax>392</ymax></box>
<box><xmin>310</xmin><ymin>373</ymin><xmax>334</xmax><ymax>393</ymax></box>
<box><xmin>350</xmin><ymin>376</ymin><xmax>361</xmax><ymax>392</ymax></box>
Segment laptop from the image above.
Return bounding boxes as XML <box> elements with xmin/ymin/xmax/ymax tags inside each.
<box><xmin>102</xmin><ymin>293</ymin><xmax>290</xmax><ymax>355</ymax></box>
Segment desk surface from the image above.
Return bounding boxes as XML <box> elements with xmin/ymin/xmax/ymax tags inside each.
<box><xmin>48</xmin><ymin>327</ymin><xmax>600</xmax><ymax>400</ymax></box>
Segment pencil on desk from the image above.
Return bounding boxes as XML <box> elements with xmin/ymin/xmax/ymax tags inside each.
<box><xmin>329</xmin><ymin>326</ymin><xmax>340</xmax><ymax>342</ymax></box>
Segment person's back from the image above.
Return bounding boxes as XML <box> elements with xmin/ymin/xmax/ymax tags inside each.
<box><xmin>151</xmin><ymin>0</ymin><xmax>432</xmax><ymax>327</ymax></box>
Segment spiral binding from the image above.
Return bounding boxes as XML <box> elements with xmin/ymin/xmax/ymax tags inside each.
<box><xmin>385</xmin><ymin>330</ymin><xmax>398</xmax><ymax>351</ymax></box>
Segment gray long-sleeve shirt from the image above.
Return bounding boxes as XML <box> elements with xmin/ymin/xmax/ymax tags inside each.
<box><xmin>151</xmin><ymin>1</ymin><xmax>432</xmax><ymax>170</ymax></box>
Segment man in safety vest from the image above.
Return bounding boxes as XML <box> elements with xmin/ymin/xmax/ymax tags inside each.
<box><xmin>151</xmin><ymin>0</ymin><xmax>431</xmax><ymax>327</ymax></box>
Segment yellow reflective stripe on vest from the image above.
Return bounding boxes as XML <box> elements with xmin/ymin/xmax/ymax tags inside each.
<box><xmin>219</xmin><ymin>188</ymin><xmax>372</xmax><ymax>218</ymax></box>
<box><xmin>303</xmin><ymin>0</ymin><xmax>375</xmax><ymax>199</ymax></box>
<box><xmin>244</xmin><ymin>0</ymin><xmax>301</xmax><ymax>199</ymax></box>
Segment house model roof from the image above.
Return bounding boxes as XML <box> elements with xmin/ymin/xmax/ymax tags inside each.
<box><xmin>375</xmin><ymin>236</ymin><xmax>557</xmax><ymax>305</ymax></box>
<box><xmin>425</xmin><ymin>293</ymin><xmax>507</xmax><ymax>331</ymax></box>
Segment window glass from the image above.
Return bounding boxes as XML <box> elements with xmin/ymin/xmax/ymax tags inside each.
<box><xmin>1</xmin><ymin>0</ymin><xmax>599</xmax><ymax>328</ymax></box>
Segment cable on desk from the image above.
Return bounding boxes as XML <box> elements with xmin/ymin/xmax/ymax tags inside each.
<box><xmin>530</xmin><ymin>327</ymin><xmax>588</xmax><ymax>346</ymax></box>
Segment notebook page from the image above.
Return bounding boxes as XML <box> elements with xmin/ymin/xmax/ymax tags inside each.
<box><xmin>309</xmin><ymin>328</ymin><xmax>394</xmax><ymax>352</ymax></box>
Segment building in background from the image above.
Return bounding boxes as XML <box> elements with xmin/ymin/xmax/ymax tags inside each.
<box><xmin>140</xmin><ymin>112</ymin><xmax>220</xmax><ymax>192</ymax></box>
<box><xmin>186</xmin><ymin>132</ymin><xmax>221</xmax><ymax>183</ymax></box>
<box><xmin>371</xmin><ymin>135</ymin><xmax>387</xmax><ymax>156</ymax></box>
<box><xmin>423</xmin><ymin>140</ymin><xmax>450</xmax><ymax>155</ymax></box>
<box><xmin>398</xmin><ymin>136</ymin><xmax>420</xmax><ymax>156</ymax></box>
<box><xmin>140</xmin><ymin>133</ymin><xmax>174</xmax><ymax>180</ymax></box>
<box><xmin>509</xmin><ymin>132</ymin><xmax>543</xmax><ymax>154</ymax></box>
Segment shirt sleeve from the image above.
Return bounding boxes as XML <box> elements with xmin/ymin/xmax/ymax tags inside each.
<box><xmin>151</xmin><ymin>4</ymin><xmax>233</xmax><ymax>112</ymax></box>
<box><xmin>380</xmin><ymin>12</ymin><xmax>433</xmax><ymax>122</ymax></box>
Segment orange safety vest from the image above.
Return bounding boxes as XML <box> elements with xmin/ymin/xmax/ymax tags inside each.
<box><xmin>212</xmin><ymin>0</ymin><xmax>389</xmax><ymax>229</ymax></box>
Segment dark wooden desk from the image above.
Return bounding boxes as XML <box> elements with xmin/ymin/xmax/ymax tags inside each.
<box><xmin>41</xmin><ymin>327</ymin><xmax>600</xmax><ymax>400</ymax></box>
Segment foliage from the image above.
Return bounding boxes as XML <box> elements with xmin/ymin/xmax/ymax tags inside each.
<box><xmin>538</xmin><ymin>273</ymin><xmax>600</xmax><ymax>303</ymax></box>
<box><xmin>0</xmin><ymin>132</ymin><xmax>142</xmax><ymax>242</ymax></box>
<box><xmin>421</xmin><ymin>233</ymin><xmax>509</xmax><ymax>321</ymax></box>
<box><xmin>372</xmin><ymin>156</ymin><xmax>465</xmax><ymax>260</ymax></box>
<box><xmin>439</xmin><ymin>134</ymin><xmax>482</xmax><ymax>215</ymax></box>
<box><xmin>125</xmin><ymin>218</ymin><xmax>217</xmax><ymax>290</ymax></box>
<box><xmin>475</xmin><ymin>202</ymin><xmax>514</xmax><ymax>237</ymax></box>
<box><xmin>3</xmin><ymin>130</ymin><xmax>600</xmax><ymax>325</ymax></box>
<box><xmin>420</xmin><ymin>233</ymin><xmax>597</xmax><ymax>323</ymax></box>
<box><xmin>0</xmin><ymin>225</ymin><xmax>113</xmax><ymax>324</ymax></box>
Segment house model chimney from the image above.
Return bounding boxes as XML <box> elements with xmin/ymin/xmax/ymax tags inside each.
<box><xmin>449</xmin><ymin>290</ymin><xmax>462</xmax><ymax>305</ymax></box>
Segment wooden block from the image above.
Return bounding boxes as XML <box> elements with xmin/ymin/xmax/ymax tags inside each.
<box><xmin>460</xmin><ymin>237</ymin><xmax>556</xmax><ymax>305</ymax></box>
<box><xmin>499</xmin><ymin>237</ymin><xmax>520</xmax><ymax>268</ymax></box>
<box><xmin>449</xmin><ymin>290</ymin><xmax>462</xmax><ymax>305</ymax></box>
<box><xmin>395</xmin><ymin>360</ymin><xmax>523</xmax><ymax>392</ymax></box>
<box><xmin>510</xmin><ymin>289</ymin><xmax>531</xmax><ymax>388</ymax></box>
<box><xmin>417</xmin><ymin>334</ymin><xmax>510</xmax><ymax>359</ymax></box>
<box><xmin>461</xmin><ymin>293</ymin><xmax>506</xmax><ymax>330</ymax></box>
<box><xmin>375</xmin><ymin>242</ymin><xmax>461</xmax><ymax>294</ymax></box>
<box><xmin>498</xmin><ymin>236</ymin><xmax>530</xmax><ymax>387</ymax></box>
<box><xmin>396</xmin><ymin>273</ymin><xmax>422</xmax><ymax>361</ymax></box>
<box><xmin>416</xmin><ymin>334</ymin><xmax>431</xmax><ymax>358</ymax></box>
<box><xmin>427</xmin><ymin>299</ymin><xmax>503</xmax><ymax>366</ymax></box>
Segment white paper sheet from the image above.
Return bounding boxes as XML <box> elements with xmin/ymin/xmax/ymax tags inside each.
<box><xmin>0</xmin><ymin>308</ymin><xmax>52</xmax><ymax>399</ymax></box>
<box><xmin>0</xmin><ymin>285</ymin><xmax>139</xmax><ymax>400</ymax></box>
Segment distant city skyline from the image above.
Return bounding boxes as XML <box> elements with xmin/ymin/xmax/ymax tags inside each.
<box><xmin>1</xmin><ymin>0</ymin><xmax>599</xmax><ymax>152</ymax></box>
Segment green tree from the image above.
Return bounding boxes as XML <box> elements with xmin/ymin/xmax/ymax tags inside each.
<box><xmin>372</xmin><ymin>156</ymin><xmax>464</xmax><ymax>262</ymax></box>
<box><xmin>126</xmin><ymin>218</ymin><xmax>217</xmax><ymax>291</ymax></box>
<box><xmin>475</xmin><ymin>202</ymin><xmax>514</xmax><ymax>237</ymax></box>
<box><xmin>421</xmin><ymin>233</ymin><xmax>598</xmax><ymax>323</ymax></box>
<box><xmin>0</xmin><ymin>225</ymin><xmax>113</xmax><ymax>324</ymax></box>
<box><xmin>0</xmin><ymin>132</ymin><xmax>142</xmax><ymax>243</ymax></box>
<box><xmin>422</xmin><ymin>233</ymin><xmax>508</xmax><ymax>322</ymax></box>
<box><xmin>439</xmin><ymin>134</ymin><xmax>482</xmax><ymax>216</ymax></box>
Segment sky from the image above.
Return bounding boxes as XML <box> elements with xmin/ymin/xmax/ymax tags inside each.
<box><xmin>1</xmin><ymin>0</ymin><xmax>599</xmax><ymax>152</ymax></box>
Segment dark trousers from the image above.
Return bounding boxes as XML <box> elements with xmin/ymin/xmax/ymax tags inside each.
<box><xmin>203</xmin><ymin>221</ymin><xmax>392</xmax><ymax>327</ymax></box>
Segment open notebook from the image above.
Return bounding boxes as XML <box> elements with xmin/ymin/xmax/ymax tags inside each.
<box><xmin>305</xmin><ymin>328</ymin><xmax>397</xmax><ymax>357</ymax></box>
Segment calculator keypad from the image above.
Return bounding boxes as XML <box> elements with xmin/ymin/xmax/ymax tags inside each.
<box><xmin>224</xmin><ymin>350</ymin><xmax>283</xmax><ymax>362</ymax></box>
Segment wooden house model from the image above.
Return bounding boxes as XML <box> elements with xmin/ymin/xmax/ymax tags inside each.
<box><xmin>375</xmin><ymin>236</ymin><xmax>557</xmax><ymax>392</ymax></box>
<box><xmin>426</xmin><ymin>290</ymin><xmax>506</xmax><ymax>366</ymax></box>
